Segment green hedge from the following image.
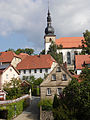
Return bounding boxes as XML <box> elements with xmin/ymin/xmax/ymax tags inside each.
<box><xmin>38</xmin><ymin>99</ymin><xmax>53</xmax><ymax>111</ymax></box>
<box><xmin>0</xmin><ymin>98</ymin><xmax>29</xmax><ymax>120</ymax></box>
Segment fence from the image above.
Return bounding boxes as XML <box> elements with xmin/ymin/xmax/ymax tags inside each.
<box><xmin>0</xmin><ymin>94</ymin><xmax>30</xmax><ymax>105</ymax></box>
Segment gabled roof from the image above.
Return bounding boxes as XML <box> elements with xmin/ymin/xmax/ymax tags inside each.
<box><xmin>75</xmin><ymin>55</ymin><xmax>90</xmax><ymax>70</ymax></box>
<box><xmin>18</xmin><ymin>53</ymin><xmax>29</xmax><ymax>60</ymax></box>
<box><xmin>56</xmin><ymin>37</ymin><xmax>84</xmax><ymax>48</ymax></box>
<box><xmin>0</xmin><ymin>51</ymin><xmax>21</xmax><ymax>63</ymax></box>
<box><xmin>17</xmin><ymin>54</ymin><xmax>56</xmax><ymax>70</ymax></box>
<box><xmin>0</xmin><ymin>65</ymin><xmax>20</xmax><ymax>75</ymax></box>
<box><xmin>40</xmin><ymin>64</ymin><xmax>72</xmax><ymax>87</ymax></box>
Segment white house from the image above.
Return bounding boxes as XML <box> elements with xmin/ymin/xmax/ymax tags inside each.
<box><xmin>0</xmin><ymin>65</ymin><xmax>20</xmax><ymax>89</ymax></box>
<box><xmin>17</xmin><ymin>54</ymin><xmax>57</xmax><ymax>79</ymax></box>
<box><xmin>75</xmin><ymin>55</ymin><xmax>90</xmax><ymax>75</ymax></box>
<box><xmin>44</xmin><ymin>9</ymin><xmax>84</xmax><ymax>70</ymax></box>
<box><xmin>0</xmin><ymin>51</ymin><xmax>22</xmax><ymax>68</ymax></box>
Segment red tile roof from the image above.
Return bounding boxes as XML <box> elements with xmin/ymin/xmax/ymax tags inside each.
<box><xmin>0</xmin><ymin>51</ymin><xmax>20</xmax><ymax>63</ymax></box>
<box><xmin>56</xmin><ymin>37</ymin><xmax>84</xmax><ymax>48</ymax></box>
<box><xmin>17</xmin><ymin>54</ymin><xmax>56</xmax><ymax>70</ymax></box>
<box><xmin>18</xmin><ymin>53</ymin><xmax>29</xmax><ymax>60</ymax></box>
<box><xmin>75</xmin><ymin>55</ymin><xmax>90</xmax><ymax>69</ymax></box>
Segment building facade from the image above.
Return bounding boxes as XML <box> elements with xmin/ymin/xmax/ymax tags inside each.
<box><xmin>17</xmin><ymin>54</ymin><xmax>57</xmax><ymax>79</ymax></box>
<box><xmin>40</xmin><ymin>64</ymin><xmax>72</xmax><ymax>100</ymax></box>
<box><xmin>44</xmin><ymin>9</ymin><xmax>84</xmax><ymax>70</ymax></box>
<box><xmin>75</xmin><ymin>55</ymin><xmax>90</xmax><ymax>75</ymax></box>
<box><xmin>0</xmin><ymin>65</ymin><xmax>19</xmax><ymax>89</ymax></box>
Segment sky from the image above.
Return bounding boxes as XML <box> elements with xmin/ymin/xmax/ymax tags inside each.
<box><xmin>0</xmin><ymin>0</ymin><xmax>90</xmax><ymax>54</ymax></box>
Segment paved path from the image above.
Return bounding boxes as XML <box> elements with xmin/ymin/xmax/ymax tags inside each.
<box><xmin>13</xmin><ymin>96</ymin><xmax>40</xmax><ymax>120</ymax></box>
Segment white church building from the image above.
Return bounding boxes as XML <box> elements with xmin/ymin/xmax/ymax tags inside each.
<box><xmin>44</xmin><ymin>9</ymin><xmax>84</xmax><ymax>70</ymax></box>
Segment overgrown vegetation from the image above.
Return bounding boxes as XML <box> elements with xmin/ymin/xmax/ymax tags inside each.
<box><xmin>22</xmin><ymin>76</ymin><xmax>43</xmax><ymax>96</ymax></box>
<box><xmin>3</xmin><ymin>78</ymin><xmax>30</xmax><ymax>100</ymax></box>
<box><xmin>53</xmin><ymin>68</ymin><xmax>90</xmax><ymax>120</ymax></box>
<box><xmin>81</xmin><ymin>30</ymin><xmax>90</xmax><ymax>55</ymax></box>
<box><xmin>38</xmin><ymin>99</ymin><xmax>53</xmax><ymax>111</ymax></box>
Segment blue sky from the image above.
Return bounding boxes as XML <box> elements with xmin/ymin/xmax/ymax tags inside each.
<box><xmin>0</xmin><ymin>0</ymin><xmax>90</xmax><ymax>54</ymax></box>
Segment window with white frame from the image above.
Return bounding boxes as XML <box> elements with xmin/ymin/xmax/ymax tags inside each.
<box><xmin>40</xmin><ymin>69</ymin><xmax>42</xmax><ymax>73</ymax></box>
<box><xmin>62</xmin><ymin>74</ymin><xmax>67</xmax><ymax>81</ymax></box>
<box><xmin>47</xmin><ymin>88</ymin><xmax>51</xmax><ymax>95</ymax></box>
<box><xmin>57</xmin><ymin>88</ymin><xmax>62</xmax><ymax>95</ymax></box>
<box><xmin>13</xmin><ymin>74</ymin><xmax>15</xmax><ymax>77</ymax></box>
<box><xmin>29</xmin><ymin>70</ymin><xmax>31</xmax><ymax>73</ymax></box>
<box><xmin>45</xmin><ymin>69</ymin><xmax>48</xmax><ymax>73</ymax></box>
<box><xmin>56</xmin><ymin>67</ymin><xmax>61</xmax><ymax>72</ymax></box>
<box><xmin>34</xmin><ymin>69</ymin><xmax>37</xmax><ymax>73</ymax></box>
<box><xmin>6</xmin><ymin>74</ymin><xmax>8</xmax><ymax>79</ymax></box>
<box><xmin>24</xmin><ymin>70</ymin><xmax>26</xmax><ymax>74</ymax></box>
<box><xmin>52</xmin><ymin>74</ymin><xmax>56</xmax><ymax>80</ymax></box>
<box><xmin>10</xmin><ymin>68</ymin><xmax>12</xmax><ymax>72</ymax></box>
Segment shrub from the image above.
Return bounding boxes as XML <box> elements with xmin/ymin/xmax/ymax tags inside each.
<box><xmin>38</xmin><ymin>99</ymin><xmax>53</xmax><ymax>111</ymax></box>
<box><xmin>0</xmin><ymin>98</ymin><xmax>29</xmax><ymax>120</ymax></box>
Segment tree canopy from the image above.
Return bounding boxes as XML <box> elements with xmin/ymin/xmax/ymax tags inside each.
<box><xmin>53</xmin><ymin>68</ymin><xmax>90</xmax><ymax>120</ymax></box>
<box><xmin>48</xmin><ymin>41</ymin><xmax>63</xmax><ymax>64</ymax></box>
<box><xmin>6</xmin><ymin>48</ymin><xmax>34</xmax><ymax>55</ymax></box>
<box><xmin>82</xmin><ymin>30</ymin><xmax>90</xmax><ymax>54</ymax></box>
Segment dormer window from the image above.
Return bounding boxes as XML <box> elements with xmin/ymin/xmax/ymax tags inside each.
<box><xmin>62</xmin><ymin>74</ymin><xmax>67</xmax><ymax>81</ymax></box>
<box><xmin>56</xmin><ymin>67</ymin><xmax>61</xmax><ymax>72</ymax></box>
<box><xmin>52</xmin><ymin>74</ymin><xmax>56</xmax><ymax>81</ymax></box>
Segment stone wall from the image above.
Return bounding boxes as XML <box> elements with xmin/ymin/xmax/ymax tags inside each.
<box><xmin>40</xmin><ymin>106</ymin><xmax>54</xmax><ymax>120</ymax></box>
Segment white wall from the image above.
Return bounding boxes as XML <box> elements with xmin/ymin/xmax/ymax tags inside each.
<box><xmin>45</xmin><ymin>42</ymin><xmax>51</xmax><ymax>54</ymax></box>
<box><xmin>1</xmin><ymin>66</ymin><xmax>19</xmax><ymax>86</ymax></box>
<box><xmin>77</xmin><ymin>69</ymin><xmax>82</xmax><ymax>75</ymax></box>
<box><xmin>57</xmin><ymin>48</ymin><xmax>82</xmax><ymax>65</ymax></box>
<box><xmin>19</xmin><ymin>62</ymin><xmax>57</xmax><ymax>80</ymax></box>
<box><xmin>11</xmin><ymin>57</ymin><xmax>21</xmax><ymax>68</ymax></box>
<box><xmin>19</xmin><ymin>68</ymin><xmax>51</xmax><ymax>79</ymax></box>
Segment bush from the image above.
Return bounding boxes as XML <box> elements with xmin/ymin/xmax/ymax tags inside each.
<box><xmin>0</xmin><ymin>98</ymin><xmax>29</xmax><ymax>120</ymax></box>
<box><xmin>38</xmin><ymin>99</ymin><xmax>53</xmax><ymax>111</ymax></box>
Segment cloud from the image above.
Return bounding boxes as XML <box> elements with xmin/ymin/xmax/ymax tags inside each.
<box><xmin>0</xmin><ymin>0</ymin><xmax>90</xmax><ymax>52</ymax></box>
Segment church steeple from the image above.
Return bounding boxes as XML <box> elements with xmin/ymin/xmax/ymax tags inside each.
<box><xmin>45</xmin><ymin>3</ymin><xmax>55</xmax><ymax>35</ymax></box>
<box><xmin>44</xmin><ymin>1</ymin><xmax>56</xmax><ymax>54</ymax></box>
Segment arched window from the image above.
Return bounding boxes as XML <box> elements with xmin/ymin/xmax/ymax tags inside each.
<box><xmin>67</xmin><ymin>52</ymin><xmax>71</xmax><ymax>64</ymax></box>
<box><xmin>49</xmin><ymin>38</ymin><xmax>52</xmax><ymax>42</ymax></box>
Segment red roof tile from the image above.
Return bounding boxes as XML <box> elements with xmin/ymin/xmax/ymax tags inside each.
<box><xmin>17</xmin><ymin>54</ymin><xmax>56</xmax><ymax>70</ymax></box>
<box><xmin>75</xmin><ymin>55</ymin><xmax>90</xmax><ymax>69</ymax></box>
<box><xmin>56</xmin><ymin>37</ymin><xmax>84</xmax><ymax>48</ymax></box>
<box><xmin>0</xmin><ymin>51</ymin><xmax>21</xmax><ymax>63</ymax></box>
<box><xmin>18</xmin><ymin>53</ymin><xmax>29</xmax><ymax>60</ymax></box>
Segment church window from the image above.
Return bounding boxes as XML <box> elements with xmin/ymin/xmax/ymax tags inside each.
<box><xmin>49</xmin><ymin>38</ymin><xmax>52</xmax><ymax>42</ymax></box>
<box><xmin>67</xmin><ymin>52</ymin><xmax>71</xmax><ymax>64</ymax></box>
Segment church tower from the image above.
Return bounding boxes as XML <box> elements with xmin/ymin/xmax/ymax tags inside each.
<box><xmin>44</xmin><ymin>6</ymin><xmax>56</xmax><ymax>54</ymax></box>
